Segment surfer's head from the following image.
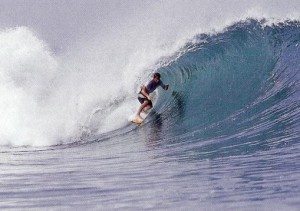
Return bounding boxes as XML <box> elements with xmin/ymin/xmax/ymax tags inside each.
<box><xmin>153</xmin><ymin>72</ymin><xmax>161</xmax><ymax>82</ymax></box>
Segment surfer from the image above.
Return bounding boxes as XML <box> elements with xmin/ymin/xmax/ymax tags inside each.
<box><xmin>135</xmin><ymin>73</ymin><xmax>169</xmax><ymax>121</ymax></box>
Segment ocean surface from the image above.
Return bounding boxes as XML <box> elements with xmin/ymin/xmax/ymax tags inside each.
<box><xmin>0</xmin><ymin>1</ymin><xmax>299</xmax><ymax>210</ymax></box>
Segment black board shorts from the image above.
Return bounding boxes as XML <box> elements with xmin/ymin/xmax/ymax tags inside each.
<box><xmin>138</xmin><ymin>97</ymin><xmax>153</xmax><ymax>107</ymax></box>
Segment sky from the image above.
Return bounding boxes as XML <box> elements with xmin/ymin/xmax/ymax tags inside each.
<box><xmin>0</xmin><ymin>0</ymin><xmax>299</xmax><ymax>53</ymax></box>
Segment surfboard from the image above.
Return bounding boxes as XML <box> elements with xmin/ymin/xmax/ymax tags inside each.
<box><xmin>131</xmin><ymin>116</ymin><xmax>144</xmax><ymax>125</ymax></box>
<box><xmin>130</xmin><ymin>109</ymin><xmax>151</xmax><ymax>125</ymax></box>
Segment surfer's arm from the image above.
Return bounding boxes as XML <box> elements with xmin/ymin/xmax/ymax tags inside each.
<box><xmin>159</xmin><ymin>81</ymin><xmax>169</xmax><ymax>90</ymax></box>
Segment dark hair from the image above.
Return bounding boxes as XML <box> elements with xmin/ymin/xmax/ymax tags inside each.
<box><xmin>153</xmin><ymin>72</ymin><xmax>161</xmax><ymax>79</ymax></box>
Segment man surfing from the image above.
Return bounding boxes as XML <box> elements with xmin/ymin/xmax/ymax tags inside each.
<box><xmin>133</xmin><ymin>72</ymin><xmax>169</xmax><ymax>123</ymax></box>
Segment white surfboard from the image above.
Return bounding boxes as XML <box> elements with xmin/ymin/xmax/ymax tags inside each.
<box><xmin>131</xmin><ymin>116</ymin><xmax>144</xmax><ymax>125</ymax></box>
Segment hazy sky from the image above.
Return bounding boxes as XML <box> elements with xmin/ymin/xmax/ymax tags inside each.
<box><xmin>0</xmin><ymin>0</ymin><xmax>299</xmax><ymax>52</ymax></box>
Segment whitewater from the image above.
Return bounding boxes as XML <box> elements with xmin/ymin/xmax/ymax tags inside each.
<box><xmin>0</xmin><ymin>0</ymin><xmax>299</xmax><ymax>209</ymax></box>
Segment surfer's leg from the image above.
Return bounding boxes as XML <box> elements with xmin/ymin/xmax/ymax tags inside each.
<box><xmin>136</xmin><ymin>100</ymin><xmax>149</xmax><ymax>118</ymax></box>
<box><xmin>142</xmin><ymin>100</ymin><xmax>152</xmax><ymax>112</ymax></box>
<box><xmin>143</xmin><ymin>105</ymin><xmax>152</xmax><ymax>113</ymax></box>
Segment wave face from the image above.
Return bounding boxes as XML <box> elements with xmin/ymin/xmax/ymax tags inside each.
<box><xmin>140</xmin><ymin>20</ymin><xmax>300</xmax><ymax>158</ymax></box>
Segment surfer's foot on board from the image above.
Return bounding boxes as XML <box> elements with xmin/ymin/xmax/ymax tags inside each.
<box><xmin>132</xmin><ymin>115</ymin><xmax>144</xmax><ymax>124</ymax></box>
<box><xmin>136</xmin><ymin>115</ymin><xmax>143</xmax><ymax>121</ymax></box>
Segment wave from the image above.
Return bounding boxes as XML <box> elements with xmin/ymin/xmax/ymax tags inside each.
<box><xmin>85</xmin><ymin>19</ymin><xmax>300</xmax><ymax>156</ymax></box>
<box><xmin>0</xmin><ymin>20</ymin><xmax>299</xmax><ymax>147</ymax></box>
<box><xmin>147</xmin><ymin>20</ymin><xmax>300</xmax><ymax>157</ymax></box>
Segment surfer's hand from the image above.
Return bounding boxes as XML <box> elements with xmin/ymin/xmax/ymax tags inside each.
<box><xmin>165</xmin><ymin>85</ymin><xmax>169</xmax><ymax>90</ymax></box>
<box><xmin>147</xmin><ymin>95</ymin><xmax>152</xmax><ymax>101</ymax></box>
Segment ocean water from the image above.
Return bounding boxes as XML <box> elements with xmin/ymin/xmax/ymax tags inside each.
<box><xmin>0</xmin><ymin>1</ymin><xmax>299</xmax><ymax>210</ymax></box>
